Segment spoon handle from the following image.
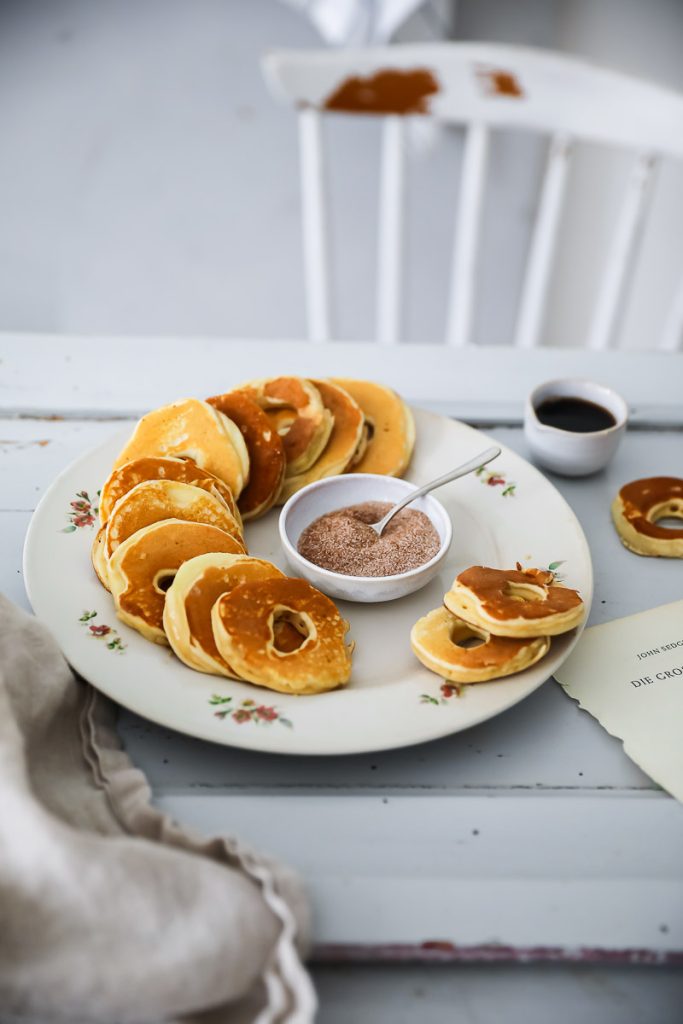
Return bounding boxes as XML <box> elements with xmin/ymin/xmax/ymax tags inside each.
<box><xmin>375</xmin><ymin>445</ymin><xmax>501</xmax><ymax>533</ymax></box>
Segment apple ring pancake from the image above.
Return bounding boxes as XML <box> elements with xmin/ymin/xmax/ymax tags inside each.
<box><xmin>108</xmin><ymin>519</ymin><xmax>244</xmax><ymax>644</ymax></box>
<box><xmin>99</xmin><ymin>455</ymin><xmax>241</xmax><ymax>528</ymax></box>
<box><xmin>112</xmin><ymin>398</ymin><xmax>249</xmax><ymax>498</ymax></box>
<box><xmin>411</xmin><ymin>606</ymin><xmax>550</xmax><ymax>683</ymax></box>
<box><xmin>611</xmin><ymin>477</ymin><xmax>683</xmax><ymax>558</ymax></box>
<box><xmin>91</xmin><ymin>524</ymin><xmax>111</xmax><ymax>591</ymax></box>
<box><xmin>277</xmin><ymin>379</ymin><xmax>364</xmax><ymax>503</ymax></box>
<box><xmin>212</xmin><ymin>577</ymin><xmax>353</xmax><ymax>694</ymax></box>
<box><xmin>241</xmin><ymin>377</ymin><xmax>333</xmax><ymax>476</ymax></box>
<box><xmin>103</xmin><ymin>479</ymin><xmax>245</xmax><ymax>562</ymax></box>
<box><xmin>163</xmin><ymin>553</ymin><xmax>286</xmax><ymax>675</ymax></box>
<box><xmin>331</xmin><ymin>378</ymin><xmax>414</xmax><ymax>477</ymax></box>
<box><xmin>206</xmin><ymin>390</ymin><xmax>286</xmax><ymax>520</ymax></box>
<box><xmin>445</xmin><ymin>565</ymin><xmax>584</xmax><ymax>638</ymax></box>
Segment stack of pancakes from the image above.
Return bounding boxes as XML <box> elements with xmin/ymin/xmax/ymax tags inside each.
<box><xmin>90</xmin><ymin>377</ymin><xmax>414</xmax><ymax>694</ymax></box>
<box><xmin>208</xmin><ymin>376</ymin><xmax>415</xmax><ymax>515</ymax></box>
<box><xmin>411</xmin><ymin>565</ymin><xmax>585</xmax><ymax>684</ymax></box>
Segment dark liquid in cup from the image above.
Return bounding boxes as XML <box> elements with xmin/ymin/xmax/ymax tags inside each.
<box><xmin>535</xmin><ymin>397</ymin><xmax>616</xmax><ymax>433</ymax></box>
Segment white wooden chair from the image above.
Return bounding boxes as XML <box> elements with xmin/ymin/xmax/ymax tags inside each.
<box><xmin>262</xmin><ymin>42</ymin><xmax>683</xmax><ymax>350</ymax></box>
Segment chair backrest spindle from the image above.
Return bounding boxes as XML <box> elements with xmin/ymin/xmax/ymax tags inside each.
<box><xmin>299</xmin><ymin>108</ymin><xmax>331</xmax><ymax>342</ymax></box>
<box><xmin>587</xmin><ymin>151</ymin><xmax>658</xmax><ymax>351</ymax></box>
<box><xmin>376</xmin><ymin>116</ymin><xmax>406</xmax><ymax>345</ymax></box>
<box><xmin>661</xmin><ymin>275</ymin><xmax>683</xmax><ymax>351</ymax></box>
<box><xmin>446</xmin><ymin>122</ymin><xmax>489</xmax><ymax>347</ymax></box>
<box><xmin>514</xmin><ymin>133</ymin><xmax>573</xmax><ymax>349</ymax></box>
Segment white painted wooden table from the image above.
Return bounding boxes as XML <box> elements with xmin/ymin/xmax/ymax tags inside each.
<box><xmin>3</xmin><ymin>336</ymin><xmax>683</xmax><ymax>1017</ymax></box>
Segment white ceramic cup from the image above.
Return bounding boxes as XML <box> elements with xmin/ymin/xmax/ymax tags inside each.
<box><xmin>524</xmin><ymin>378</ymin><xmax>628</xmax><ymax>477</ymax></box>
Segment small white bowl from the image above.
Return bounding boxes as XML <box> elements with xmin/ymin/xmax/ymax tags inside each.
<box><xmin>279</xmin><ymin>473</ymin><xmax>452</xmax><ymax>603</ymax></box>
<box><xmin>524</xmin><ymin>378</ymin><xmax>628</xmax><ymax>477</ymax></box>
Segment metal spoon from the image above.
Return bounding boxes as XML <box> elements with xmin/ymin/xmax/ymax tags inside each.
<box><xmin>370</xmin><ymin>446</ymin><xmax>501</xmax><ymax>537</ymax></box>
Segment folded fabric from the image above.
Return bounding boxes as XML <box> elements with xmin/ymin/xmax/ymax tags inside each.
<box><xmin>0</xmin><ymin>595</ymin><xmax>316</xmax><ymax>1023</ymax></box>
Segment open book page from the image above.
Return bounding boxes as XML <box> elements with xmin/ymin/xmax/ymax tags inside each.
<box><xmin>554</xmin><ymin>600</ymin><xmax>683</xmax><ymax>801</ymax></box>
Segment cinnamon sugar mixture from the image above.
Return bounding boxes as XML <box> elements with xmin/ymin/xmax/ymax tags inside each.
<box><xmin>297</xmin><ymin>501</ymin><xmax>440</xmax><ymax>577</ymax></box>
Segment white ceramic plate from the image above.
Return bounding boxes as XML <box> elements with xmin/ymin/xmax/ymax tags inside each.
<box><xmin>24</xmin><ymin>410</ymin><xmax>592</xmax><ymax>756</ymax></box>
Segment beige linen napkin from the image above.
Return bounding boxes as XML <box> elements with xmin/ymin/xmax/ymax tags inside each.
<box><xmin>0</xmin><ymin>595</ymin><xmax>316</xmax><ymax>1024</ymax></box>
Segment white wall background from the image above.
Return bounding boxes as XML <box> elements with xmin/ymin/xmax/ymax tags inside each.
<box><xmin>0</xmin><ymin>0</ymin><xmax>680</xmax><ymax>347</ymax></box>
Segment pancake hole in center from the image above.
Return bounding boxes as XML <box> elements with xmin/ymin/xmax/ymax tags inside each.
<box><xmin>153</xmin><ymin>571</ymin><xmax>176</xmax><ymax>594</ymax></box>
<box><xmin>504</xmin><ymin>582</ymin><xmax>546</xmax><ymax>603</ymax></box>
<box><xmin>271</xmin><ymin>608</ymin><xmax>313</xmax><ymax>654</ymax></box>
<box><xmin>653</xmin><ymin>515</ymin><xmax>683</xmax><ymax>529</ymax></box>
<box><xmin>450</xmin><ymin>622</ymin><xmax>488</xmax><ymax>649</ymax></box>
<box><xmin>456</xmin><ymin>635</ymin><xmax>486</xmax><ymax>649</ymax></box>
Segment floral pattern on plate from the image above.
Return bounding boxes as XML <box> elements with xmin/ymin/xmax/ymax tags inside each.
<box><xmin>79</xmin><ymin>610</ymin><xmax>126</xmax><ymax>652</ymax></box>
<box><xmin>420</xmin><ymin>682</ymin><xmax>462</xmax><ymax>705</ymax></box>
<box><xmin>475</xmin><ymin>466</ymin><xmax>516</xmax><ymax>497</ymax></box>
<box><xmin>63</xmin><ymin>490</ymin><xmax>99</xmax><ymax>532</ymax></box>
<box><xmin>209</xmin><ymin>694</ymin><xmax>293</xmax><ymax>728</ymax></box>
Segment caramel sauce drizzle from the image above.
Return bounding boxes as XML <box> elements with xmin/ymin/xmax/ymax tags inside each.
<box><xmin>457</xmin><ymin>566</ymin><xmax>581</xmax><ymax>621</ymax></box>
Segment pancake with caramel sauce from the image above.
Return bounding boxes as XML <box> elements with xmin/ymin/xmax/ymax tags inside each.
<box><xmin>108</xmin><ymin>520</ymin><xmax>245</xmax><ymax>644</ymax></box>
<box><xmin>411</xmin><ymin>607</ymin><xmax>550</xmax><ymax>683</ymax></box>
<box><xmin>207</xmin><ymin>391</ymin><xmax>286</xmax><ymax>520</ymax></box>
<box><xmin>611</xmin><ymin>477</ymin><xmax>683</xmax><ymax>558</ymax></box>
<box><xmin>241</xmin><ymin>377</ymin><xmax>333</xmax><ymax>477</ymax></box>
<box><xmin>112</xmin><ymin>398</ymin><xmax>249</xmax><ymax>498</ymax></box>
<box><xmin>163</xmin><ymin>553</ymin><xmax>287</xmax><ymax>676</ymax></box>
<box><xmin>212</xmin><ymin>577</ymin><xmax>353</xmax><ymax>695</ymax></box>
<box><xmin>103</xmin><ymin>480</ymin><xmax>245</xmax><ymax>563</ymax></box>
<box><xmin>445</xmin><ymin>565</ymin><xmax>584</xmax><ymax>638</ymax></box>
<box><xmin>277</xmin><ymin>380</ymin><xmax>365</xmax><ymax>503</ymax></box>
<box><xmin>99</xmin><ymin>455</ymin><xmax>241</xmax><ymax>528</ymax></box>
<box><xmin>331</xmin><ymin>379</ymin><xmax>414</xmax><ymax>477</ymax></box>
